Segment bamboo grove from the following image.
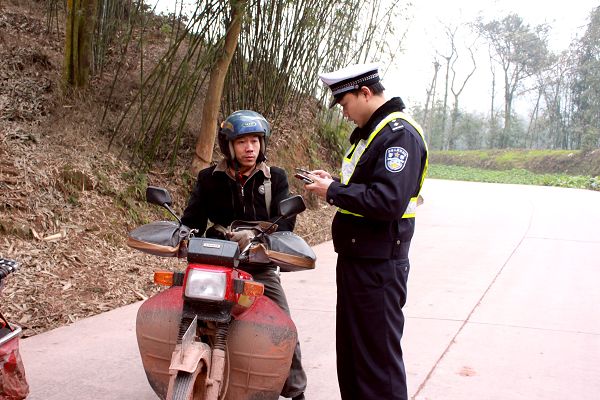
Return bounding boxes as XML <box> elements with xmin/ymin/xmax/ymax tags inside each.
<box><xmin>53</xmin><ymin>0</ymin><xmax>408</xmax><ymax>170</ymax></box>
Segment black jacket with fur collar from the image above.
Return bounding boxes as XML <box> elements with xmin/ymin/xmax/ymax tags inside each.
<box><xmin>181</xmin><ymin>160</ymin><xmax>295</xmax><ymax>236</ymax></box>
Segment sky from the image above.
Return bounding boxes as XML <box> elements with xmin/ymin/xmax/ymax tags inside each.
<box><xmin>384</xmin><ymin>0</ymin><xmax>599</xmax><ymax>114</ymax></box>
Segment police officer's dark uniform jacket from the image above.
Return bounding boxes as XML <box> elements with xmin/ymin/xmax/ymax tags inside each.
<box><xmin>326</xmin><ymin>97</ymin><xmax>427</xmax><ymax>259</ymax></box>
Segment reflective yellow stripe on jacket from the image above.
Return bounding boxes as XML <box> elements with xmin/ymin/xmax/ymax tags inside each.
<box><xmin>338</xmin><ymin>112</ymin><xmax>428</xmax><ymax>219</ymax></box>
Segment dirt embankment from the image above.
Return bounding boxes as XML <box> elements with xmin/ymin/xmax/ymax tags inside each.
<box><xmin>0</xmin><ymin>1</ymin><xmax>336</xmax><ymax>337</ymax></box>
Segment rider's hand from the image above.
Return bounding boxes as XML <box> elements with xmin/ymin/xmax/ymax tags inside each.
<box><xmin>227</xmin><ymin>229</ymin><xmax>255</xmax><ymax>250</ymax></box>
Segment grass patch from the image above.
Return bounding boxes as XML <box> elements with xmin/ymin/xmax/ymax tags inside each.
<box><xmin>428</xmin><ymin>164</ymin><xmax>600</xmax><ymax>191</ymax></box>
<box><xmin>430</xmin><ymin>149</ymin><xmax>600</xmax><ymax>176</ymax></box>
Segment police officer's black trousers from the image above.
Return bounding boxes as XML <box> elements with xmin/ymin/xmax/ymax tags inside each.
<box><xmin>250</xmin><ymin>269</ymin><xmax>307</xmax><ymax>398</ymax></box>
<box><xmin>336</xmin><ymin>255</ymin><xmax>410</xmax><ymax>400</ymax></box>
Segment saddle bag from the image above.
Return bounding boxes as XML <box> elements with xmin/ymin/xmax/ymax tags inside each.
<box><xmin>0</xmin><ymin>321</ymin><xmax>29</xmax><ymax>400</ymax></box>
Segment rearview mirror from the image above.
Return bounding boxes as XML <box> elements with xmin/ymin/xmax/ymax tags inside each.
<box><xmin>146</xmin><ymin>186</ymin><xmax>172</xmax><ymax>207</ymax></box>
<box><xmin>279</xmin><ymin>195</ymin><xmax>306</xmax><ymax>219</ymax></box>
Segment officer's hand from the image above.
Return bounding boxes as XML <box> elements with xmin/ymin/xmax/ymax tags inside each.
<box><xmin>310</xmin><ymin>169</ymin><xmax>332</xmax><ymax>180</ymax></box>
<box><xmin>305</xmin><ymin>174</ymin><xmax>333</xmax><ymax>200</ymax></box>
<box><xmin>227</xmin><ymin>229</ymin><xmax>255</xmax><ymax>250</ymax></box>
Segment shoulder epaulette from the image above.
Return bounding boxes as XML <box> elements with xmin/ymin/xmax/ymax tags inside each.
<box><xmin>389</xmin><ymin>118</ymin><xmax>405</xmax><ymax>132</ymax></box>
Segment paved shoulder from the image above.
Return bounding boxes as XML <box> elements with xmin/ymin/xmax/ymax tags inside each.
<box><xmin>20</xmin><ymin>302</ymin><xmax>157</xmax><ymax>400</ymax></box>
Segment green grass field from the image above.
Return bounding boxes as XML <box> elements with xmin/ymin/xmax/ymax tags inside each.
<box><xmin>428</xmin><ymin>164</ymin><xmax>600</xmax><ymax>191</ymax></box>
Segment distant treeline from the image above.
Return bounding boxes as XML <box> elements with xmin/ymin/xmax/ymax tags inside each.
<box><xmin>411</xmin><ymin>8</ymin><xmax>600</xmax><ymax>153</ymax></box>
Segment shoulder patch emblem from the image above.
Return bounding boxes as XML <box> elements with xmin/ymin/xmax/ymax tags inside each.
<box><xmin>390</xmin><ymin>119</ymin><xmax>405</xmax><ymax>132</ymax></box>
<box><xmin>385</xmin><ymin>147</ymin><xmax>408</xmax><ymax>173</ymax></box>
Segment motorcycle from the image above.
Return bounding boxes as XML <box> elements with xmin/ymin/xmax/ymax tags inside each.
<box><xmin>0</xmin><ymin>258</ymin><xmax>29</xmax><ymax>400</ymax></box>
<box><xmin>128</xmin><ymin>186</ymin><xmax>316</xmax><ymax>400</ymax></box>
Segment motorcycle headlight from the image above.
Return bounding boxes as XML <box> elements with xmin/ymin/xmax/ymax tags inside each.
<box><xmin>184</xmin><ymin>269</ymin><xmax>227</xmax><ymax>301</ymax></box>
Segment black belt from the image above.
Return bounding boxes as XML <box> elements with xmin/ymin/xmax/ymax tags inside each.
<box><xmin>337</xmin><ymin>240</ymin><xmax>411</xmax><ymax>260</ymax></box>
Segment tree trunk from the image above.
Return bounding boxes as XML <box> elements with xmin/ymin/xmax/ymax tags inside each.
<box><xmin>489</xmin><ymin>57</ymin><xmax>496</xmax><ymax>148</ymax></box>
<box><xmin>503</xmin><ymin>70</ymin><xmax>512</xmax><ymax>148</ymax></box>
<box><xmin>448</xmin><ymin>97</ymin><xmax>459</xmax><ymax>149</ymax></box>
<box><xmin>441</xmin><ymin>56</ymin><xmax>451</xmax><ymax>149</ymax></box>
<box><xmin>423</xmin><ymin>60</ymin><xmax>440</xmax><ymax>144</ymax></box>
<box><xmin>64</xmin><ymin>0</ymin><xmax>97</xmax><ymax>88</ymax></box>
<box><xmin>191</xmin><ymin>0</ymin><xmax>246</xmax><ymax>176</ymax></box>
<box><xmin>526</xmin><ymin>86</ymin><xmax>542</xmax><ymax>148</ymax></box>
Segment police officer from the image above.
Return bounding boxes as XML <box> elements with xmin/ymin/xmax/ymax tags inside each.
<box><xmin>181</xmin><ymin>110</ymin><xmax>307</xmax><ymax>400</ymax></box>
<box><xmin>304</xmin><ymin>64</ymin><xmax>428</xmax><ymax>400</ymax></box>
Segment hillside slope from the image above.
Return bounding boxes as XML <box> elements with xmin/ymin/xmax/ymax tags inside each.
<box><xmin>0</xmin><ymin>1</ymin><xmax>336</xmax><ymax>337</ymax></box>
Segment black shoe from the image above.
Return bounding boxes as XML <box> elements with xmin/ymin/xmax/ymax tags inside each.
<box><xmin>292</xmin><ymin>394</ymin><xmax>305</xmax><ymax>400</ymax></box>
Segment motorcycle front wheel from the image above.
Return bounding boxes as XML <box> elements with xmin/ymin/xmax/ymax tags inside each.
<box><xmin>172</xmin><ymin>369</ymin><xmax>207</xmax><ymax>400</ymax></box>
<box><xmin>172</xmin><ymin>371</ymin><xmax>193</xmax><ymax>400</ymax></box>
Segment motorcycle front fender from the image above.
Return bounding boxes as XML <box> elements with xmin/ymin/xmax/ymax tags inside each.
<box><xmin>168</xmin><ymin>341</ymin><xmax>211</xmax><ymax>374</ymax></box>
<box><xmin>165</xmin><ymin>341</ymin><xmax>212</xmax><ymax>400</ymax></box>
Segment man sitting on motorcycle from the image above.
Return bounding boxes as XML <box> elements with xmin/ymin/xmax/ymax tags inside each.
<box><xmin>181</xmin><ymin>110</ymin><xmax>307</xmax><ymax>400</ymax></box>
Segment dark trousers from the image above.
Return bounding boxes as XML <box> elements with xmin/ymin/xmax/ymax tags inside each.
<box><xmin>250</xmin><ymin>269</ymin><xmax>307</xmax><ymax>398</ymax></box>
<box><xmin>336</xmin><ymin>255</ymin><xmax>410</xmax><ymax>400</ymax></box>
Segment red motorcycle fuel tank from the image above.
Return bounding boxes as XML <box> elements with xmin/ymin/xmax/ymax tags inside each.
<box><xmin>136</xmin><ymin>286</ymin><xmax>297</xmax><ymax>400</ymax></box>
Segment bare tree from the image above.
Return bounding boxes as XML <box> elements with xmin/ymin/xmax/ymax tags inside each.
<box><xmin>487</xmin><ymin>46</ymin><xmax>499</xmax><ymax>148</ymax></box>
<box><xmin>437</xmin><ymin>28</ymin><xmax>455</xmax><ymax>146</ymax></box>
<box><xmin>524</xmin><ymin>50</ymin><xmax>566</xmax><ymax>149</ymax></box>
<box><xmin>423</xmin><ymin>59</ymin><xmax>441</xmax><ymax>144</ymax></box>
<box><xmin>477</xmin><ymin>14</ymin><xmax>550</xmax><ymax>148</ymax></box>
<box><xmin>448</xmin><ymin>37</ymin><xmax>477</xmax><ymax>150</ymax></box>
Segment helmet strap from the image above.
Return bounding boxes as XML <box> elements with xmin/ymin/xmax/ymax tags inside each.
<box><xmin>228</xmin><ymin>141</ymin><xmax>236</xmax><ymax>162</ymax></box>
<box><xmin>257</xmin><ymin>137</ymin><xmax>267</xmax><ymax>163</ymax></box>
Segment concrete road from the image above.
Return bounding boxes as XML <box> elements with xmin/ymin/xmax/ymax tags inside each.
<box><xmin>20</xmin><ymin>179</ymin><xmax>600</xmax><ymax>399</ymax></box>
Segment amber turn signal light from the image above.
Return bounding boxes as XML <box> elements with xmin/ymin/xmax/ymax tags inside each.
<box><xmin>242</xmin><ymin>281</ymin><xmax>264</xmax><ymax>297</ymax></box>
<box><xmin>154</xmin><ymin>271</ymin><xmax>174</xmax><ymax>286</ymax></box>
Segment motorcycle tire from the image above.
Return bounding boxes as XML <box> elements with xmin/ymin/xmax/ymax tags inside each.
<box><xmin>172</xmin><ymin>371</ymin><xmax>194</xmax><ymax>400</ymax></box>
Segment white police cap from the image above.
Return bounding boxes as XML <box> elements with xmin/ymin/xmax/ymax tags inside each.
<box><xmin>319</xmin><ymin>63</ymin><xmax>382</xmax><ymax>108</ymax></box>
